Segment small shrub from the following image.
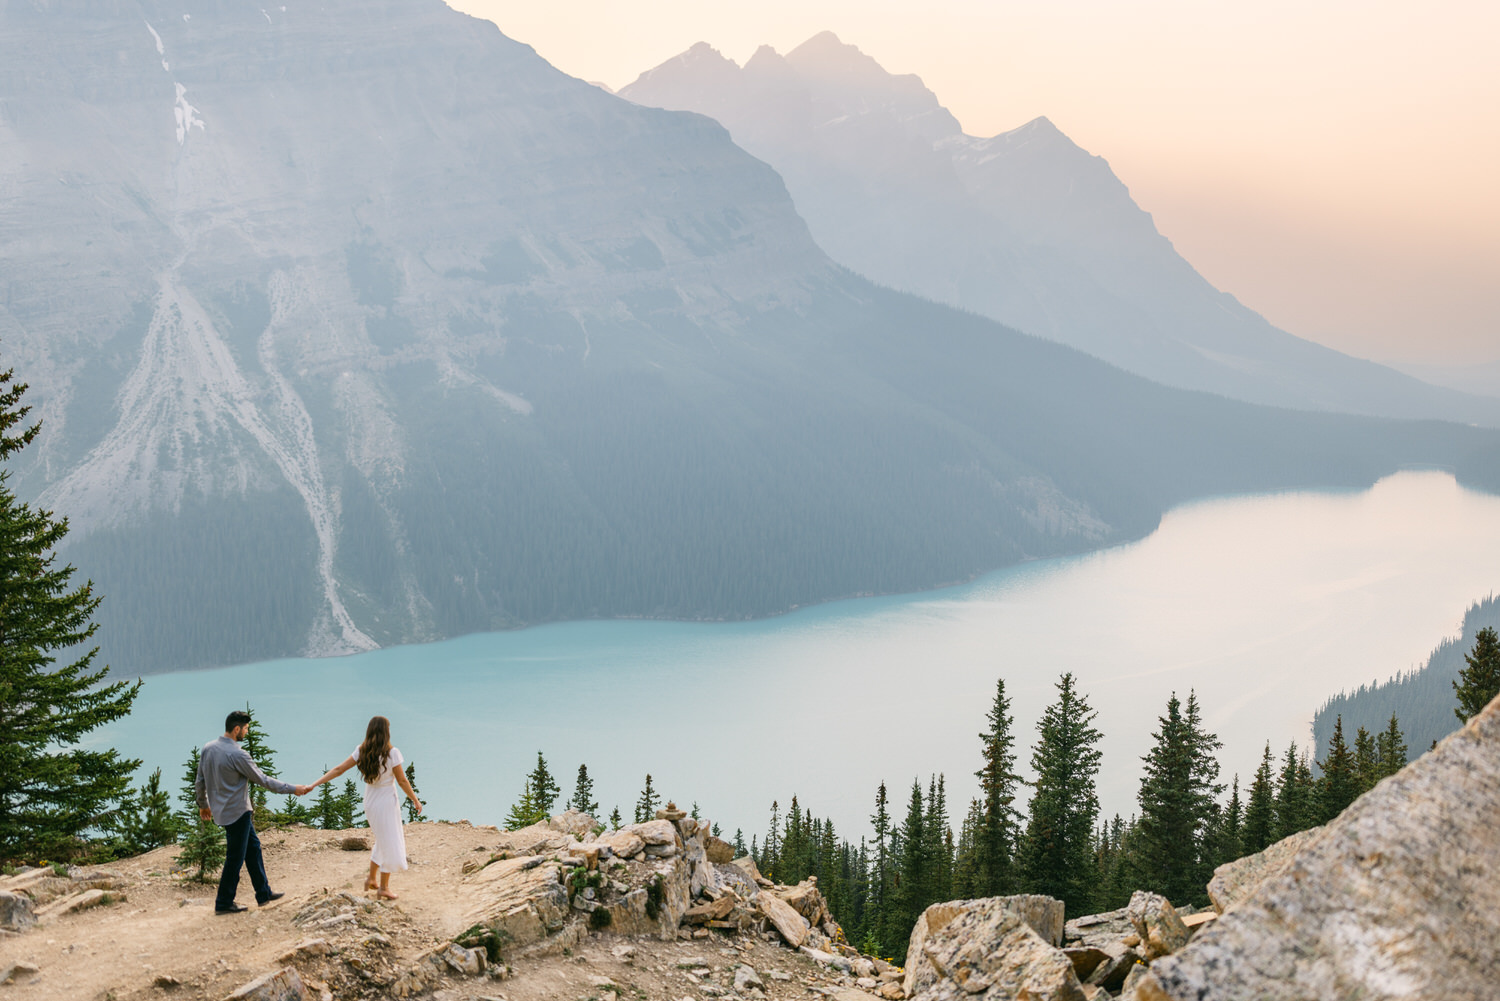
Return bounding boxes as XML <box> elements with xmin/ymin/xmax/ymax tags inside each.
<box><xmin>589</xmin><ymin>907</ymin><xmax>613</xmax><ymax>931</ymax></box>
<box><xmin>644</xmin><ymin>875</ymin><xmax>665</xmax><ymax>921</ymax></box>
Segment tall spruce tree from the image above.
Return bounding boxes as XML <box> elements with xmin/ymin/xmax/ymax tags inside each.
<box><xmin>402</xmin><ymin>763</ymin><xmax>422</xmax><ymax>823</ymax></box>
<box><xmin>1375</xmin><ymin>714</ymin><xmax>1408</xmax><ymax>778</ymax></box>
<box><xmin>1133</xmin><ymin>692</ymin><xmax>1221</xmax><ymax>905</ymax></box>
<box><xmin>868</xmin><ymin>783</ymin><xmax>891</xmax><ymax>955</ymax></box>
<box><xmin>951</xmin><ymin>798</ymin><xmax>983</xmax><ymax>898</ymax></box>
<box><xmin>1353</xmin><ymin>726</ymin><xmax>1379</xmax><ymax>794</ymax></box>
<box><xmin>923</xmin><ymin>775</ymin><xmax>953</xmax><ymax>904</ymax></box>
<box><xmin>238</xmin><ymin>705</ymin><xmax>278</xmax><ymax>828</ymax></box>
<box><xmin>569</xmin><ymin>763</ymin><xmax>598</xmax><ymax>817</ymax></box>
<box><xmin>1018</xmin><ymin>672</ymin><xmax>1103</xmax><ymax>916</ymax></box>
<box><xmin>1240</xmin><ymin>743</ymin><xmax>1276</xmax><ymax>854</ymax></box>
<box><xmin>894</xmin><ymin>779</ymin><xmax>929</xmax><ymax>958</ymax></box>
<box><xmin>1316</xmin><ymin>715</ymin><xmax>1359</xmax><ymax>823</ymax></box>
<box><xmin>974</xmin><ymin>677</ymin><xmax>1021</xmax><ymax>895</ymax></box>
<box><xmin>0</xmin><ymin>367</ymin><xmax>141</xmax><ymax>861</ymax></box>
<box><xmin>527</xmin><ymin>753</ymin><xmax>560</xmax><ymax>819</ymax></box>
<box><xmin>505</xmin><ymin>778</ymin><xmax>540</xmax><ymax>830</ymax></box>
<box><xmin>1272</xmin><ymin>742</ymin><xmax>1313</xmax><ymax>840</ymax></box>
<box><xmin>634</xmin><ymin>774</ymin><xmax>660</xmax><ymax>824</ymax></box>
<box><xmin>761</xmin><ymin>800</ymin><xmax>781</xmax><ymax>876</ymax></box>
<box><xmin>1454</xmin><ymin>626</ymin><xmax>1500</xmax><ymax>723</ymax></box>
<box><xmin>113</xmin><ymin>767</ymin><xmax>179</xmax><ymax>856</ymax></box>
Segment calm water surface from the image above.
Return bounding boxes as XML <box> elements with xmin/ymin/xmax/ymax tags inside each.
<box><xmin>97</xmin><ymin>471</ymin><xmax>1500</xmax><ymax>839</ymax></box>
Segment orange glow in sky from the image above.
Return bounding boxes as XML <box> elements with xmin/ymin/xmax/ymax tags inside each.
<box><xmin>455</xmin><ymin>0</ymin><xmax>1498</xmax><ymax>366</ymax></box>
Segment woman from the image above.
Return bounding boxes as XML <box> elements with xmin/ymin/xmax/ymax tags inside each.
<box><xmin>312</xmin><ymin>716</ymin><xmax>422</xmax><ymax>899</ymax></box>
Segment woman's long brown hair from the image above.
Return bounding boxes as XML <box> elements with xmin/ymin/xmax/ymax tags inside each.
<box><xmin>357</xmin><ymin>716</ymin><xmax>392</xmax><ymax>783</ymax></box>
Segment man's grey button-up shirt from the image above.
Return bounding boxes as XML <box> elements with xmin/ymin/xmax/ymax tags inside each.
<box><xmin>194</xmin><ymin>735</ymin><xmax>297</xmax><ymax>826</ymax></box>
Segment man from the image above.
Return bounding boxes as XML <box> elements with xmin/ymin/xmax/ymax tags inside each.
<box><xmin>195</xmin><ymin>709</ymin><xmax>311</xmax><ymax>914</ymax></box>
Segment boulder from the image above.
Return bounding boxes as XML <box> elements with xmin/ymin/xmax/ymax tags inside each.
<box><xmin>1125</xmin><ymin>891</ymin><xmax>1188</xmax><ymax>960</ymax></box>
<box><xmin>495</xmin><ymin>820</ymin><xmax>575</xmax><ymax>857</ymax></box>
<box><xmin>458</xmin><ymin>855</ymin><xmax>568</xmax><ymax>951</ymax></box>
<box><xmin>756</xmin><ymin>891</ymin><xmax>810</xmax><ymax>947</ymax></box>
<box><xmin>547</xmin><ymin>810</ymin><xmax>596</xmax><ymax>839</ymax></box>
<box><xmin>621</xmin><ymin>819</ymin><xmax>679</xmax><ymax>847</ymax></box>
<box><xmin>595</xmin><ymin>859</ymin><xmax>692</xmax><ymax>940</ymax></box>
<box><xmin>1206</xmin><ymin>825</ymin><xmax>1324</xmax><ymax>914</ymax></box>
<box><xmin>1064</xmin><ymin>908</ymin><xmax>1132</xmax><ymax>948</ymax></box>
<box><xmin>904</xmin><ymin>894</ymin><xmax>1065</xmax><ymax>980</ymax></box>
<box><xmin>733</xmin><ymin>965</ymin><xmax>764</xmax><ymax>992</ymax></box>
<box><xmin>705</xmin><ymin>835</ymin><xmax>735</xmax><ymax>864</ymax></box>
<box><xmin>1138</xmin><ymin>692</ymin><xmax>1500</xmax><ymax>1001</ymax></box>
<box><xmin>1061</xmin><ymin>946</ymin><xmax>1110</xmax><ymax>980</ymax></box>
<box><xmin>731</xmin><ymin>855</ymin><xmax>765</xmax><ymax>881</ymax></box>
<box><xmin>903</xmin><ymin>899</ymin><xmax>1085</xmax><ymax>1001</ymax></box>
<box><xmin>0</xmin><ymin>891</ymin><xmax>34</xmax><ymax>932</ymax></box>
<box><xmin>1083</xmin><ymin>941</ymin><xmax>1142</xmax><ymax>992</ymax></box>
<box><xmin>595</xmin><ymin>831</ymin><xmax>645</xmax><ymax>859</ymax></box>
<box><xmin>775</xmin><ymin>879</ymin><xmax>830</xmax><ymax>926</ymax></box>
<box><xmin>224</xmin><ymin>967</ymin><xmax>307</xmax><ymax>1001</ymax></box>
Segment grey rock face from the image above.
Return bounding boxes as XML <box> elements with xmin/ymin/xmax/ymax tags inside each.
<box><xmin>1137</xmin><ymin>692</ymin><xmax>1500</xmax><ymax>1001</ymax></box>
<box><xmin>0</xmin><ymin>891</ymin><xmax>35</xmax><ymax>932</ymax></box>
<box><xmin>1124</xmin><ymin>891</ymin><xmax>1188</xmax><ymax>960</ymax></box>
<box><xmin>1206</xmin><ymin>825</ymin><xmax>1325</xmax><ymax>914</ymax></box>
<box><xmin>903</xmin><ymin>896</ymin><xmax>1067</xmax><ymax>997</ymax></box>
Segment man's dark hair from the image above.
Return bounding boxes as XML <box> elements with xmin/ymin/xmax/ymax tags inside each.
<box><xmin>225</xmin><ymin>709</ymin><xmax>252</xmax><ymax>732</ymax></box>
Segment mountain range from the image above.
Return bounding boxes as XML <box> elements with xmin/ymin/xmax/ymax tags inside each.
<box><xmin>0</xmin><ymin>1</ymin><xmax>1494</xmax><ymax>673</ymax></box>
<box><xmin>619</xmin><ymin>34</ymin><xmax>1500</xmax><ymax>425</ymax></box>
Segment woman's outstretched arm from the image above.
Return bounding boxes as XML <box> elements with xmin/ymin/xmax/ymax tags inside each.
<box><xmin>312</xmin><ymin>755</ymin><xmax>357</xmax><ymax>787</ymax></box>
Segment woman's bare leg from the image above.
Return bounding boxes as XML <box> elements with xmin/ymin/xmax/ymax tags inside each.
<box><xmin>365</xmin><ymin>862</ymin><xmax>378</xmax><ymax>891</ymax></box>
<box><xmin>377</xmin><ymin>871</ymin><xmax>397</xmax><ymax>900</ymax></box>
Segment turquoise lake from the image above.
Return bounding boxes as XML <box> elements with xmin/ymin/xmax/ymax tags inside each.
<box><xmin>96</xmin><ymin>470</ymin><xmax>1500</xmax><ymax>840</ymax></box>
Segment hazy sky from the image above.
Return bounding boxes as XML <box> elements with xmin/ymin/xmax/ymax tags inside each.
<box><xmin>456</xmin><ymin>0</ymin><xmax>1498</xmax><ymax>366</ymax></box>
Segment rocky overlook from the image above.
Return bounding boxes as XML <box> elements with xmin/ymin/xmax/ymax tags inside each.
<box><xmin>4</xmin><ymin>689</ymin><xmax>1497</xmax><ymax>999</ymax></box>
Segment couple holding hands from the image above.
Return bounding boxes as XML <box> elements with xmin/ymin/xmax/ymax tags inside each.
<box><xmin>194</xmin><ymin>710</ymin><xmax>423</xmax><ymax>914</ymax></box>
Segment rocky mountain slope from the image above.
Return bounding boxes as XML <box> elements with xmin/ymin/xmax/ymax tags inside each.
<box><xmin>619</xmin><ymin>34</ymin><xmax>1500</xmax><ymax>425</ymax></box>
<box><xmin>2</xmin><ymin>2</ymin><xmax>1495</xmax><ymax>673</ymax></box>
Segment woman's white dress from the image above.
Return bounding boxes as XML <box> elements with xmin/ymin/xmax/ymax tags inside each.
<box><xmin>359</xmin><ymin>745</ymin><xmax>408</xmax><ymax>874</ymax></box>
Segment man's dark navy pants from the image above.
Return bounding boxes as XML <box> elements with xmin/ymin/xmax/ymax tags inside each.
<box><xmin>216</xmin><ymin>810</ymin><xmax>272</xmax><ymax>910</ymax></box>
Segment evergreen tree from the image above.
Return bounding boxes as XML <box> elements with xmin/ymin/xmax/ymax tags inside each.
<box><xmin>238</xmin><ymin>704</ymin><xmax>278</xmax><ymax>828</ymax></box>
<box><xmin>634</xmin><ymin>774</ymin><xmax>660</xmax><ymax>824</ymax></box>
<box><xmin>761</xmin><ymin>800</ymin><xmax>781</xmax><ymax>877</ymax></box>
<box><xmin>974</xmin><ymin>677</ymin><xmax>1022</xmax><ymax>896</ymax></box>
<box><xmin>1219</xmin><ymin>775</ymin><xmax>1243</xmax><ymax>866</ymax></box>
<box><xmin>951</xmin><ymin>798</ymin><xmax>983</xmax><ymax>898</ymax></box>
<box><xmin>311</xmin><ymin>774</ymin><xmax>341</xmax><ymax>830</ymax></box>
<box><xmin>1272</xmin><ymin>742</ymin><xmax>1313</xmax><ymax>840</ymax></box>
<box><xmin>1375</xmin><ymin>714</ymin><xmax>1408</xmax><ymax>778</ymax></box>
<box><xmin>527</xmin><ymin>752</ymin><xmax>560</xmax><ymax>819</ymax></box>
<box><xmin>0</xmin><ymin>366</ymin><xmax>141</xmax><ymax>861</ymax></box>
<box><xmin>338</xmin><ymin>779</ymin><xmax>364</xmax><ymax>828</ymax></box>
<box><xmin>1133</xmin><ymin>692</ymin><xmax>1222</xmax><ymax>905</ymax></box>
<box><xmin>895</xmin><ymin>779</ymin><xmax>929</xmax><ymax>958</ymax></box>
<box><xmin>609</xmin><ymin>806</ymin><xmax>623</xmax><ymax>830</ymax></box>
<box><xmin>868</xmin><ymin>783</ymin><xmax>891</xmax><ymax>955</ymax></box>
<box><xmin>1353</xmin><ymin>726</ymin><xmax>1380</xmax><ymax>794</ymax></box>
<box><xmin>1241</xmin><ymin>743</ymin><xmax>1276</xmax><ymax>853</ymax></box>
<box><xmin>1454</xmin><ymin>626</ymin><xmax>1500</xmax><ymax>723</ymax></box>
<box><xmin>506</xmin><ymin>778</ymin><xmax>540</xmax><ymax>830</ymax></box>
<box><xmin>278</xmin><ymin>793</ymin><xmax>312</xmax><ymax>827</ymax></box>
<box><xmin>114</xmin><ymin>767</ymin><xmax>179</xmax><ymax>856</ymax></box>
<box><xmin>733</xmin><ymin>828</ymin><xmax>746</xmax><ymax>856</ymax></box>
<box><xmin>402</xmin><ymin>763</ymin><xmax>422</xmax><ymax>823</ymax></box>
<box><xmin>569</xmin><ymin>764</ymin><xmax>598</xmax><ymax>817</ymax></box>
<box><xmin>1018</xmin><ymin>673</ymin><xmax>1103</xmax><ymax>916</ymax></box>
<box><xmin>923</xmin><ymin>775</ymin><xmax>953</xmax><ymax>904</ymax></box>
<box><xmin>1317</xmin><ymin>715</ymin><xmax>1359</xmax><ymax>823</ymax></box>
<box><xmin>175</xmin><ymin>747</ymin><xmax>224</xmax><ymax>881</ymax></box>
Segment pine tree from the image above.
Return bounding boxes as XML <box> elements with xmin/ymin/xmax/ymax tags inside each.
<box><xmin>1219</xmin><ymin>775</ymin><xmax>1243</xmax><ymax>866</ymax></box>
<box><xmin>609</xmin><ymin>806</ymin><xmax>623</xmax><ymax>830</ymax></box>
<box><xmin>733</xmin><ymin>829</ymin><xmax>746</xmax><ymax>856</ymax></box>
<box><xmin>339</xmin><ymin>780</ymin><xmax>364</xmax><ymax>828</ymax></box>
<box><xmin>278</xmin><ymin>793</ymin><xmax>311</xmax><ymax>827</ymax></box>
<box><xmin>1353</xmin><ymin>726</ymin><xmax>1379</xmax><ymax>794</ymax></box>
<box><xmin>1018</xmin><ymin>673</ymin><xmax>1103</xmax><ymax>917</ymax></box>
<box><xmin>1134</xmin><ymin>692</ymin><xmax>1221</xmax><ymax>905</ymax></box>
<box><xmin>634</xmin><ymin>774</ymin><xmax>660</xmax><ymax>824</ymax></box>
<box><xmin>114</xmin><ymin>767</ymin><xmax>179</xmax><ymax>856</ymax></box>
<box><xmin>761</xmin><ymin>800</ymin><xmax>781</xmax><ymax>877</ymax></box>
<box><xmin>0</xmin><ymin>367</ymin><xmax>142</xmax><ymax>860</ymax></box>
<box><xmin>868</xmin><ymin>783</ymin><xmax>891</xmax><ymax>955</ymax></box>
<box><xmin>974</xmin><ymin>677</ymin><xmax>1022</xmax><ymax>895</ymax></box>
<box><xmin>505</xmin><ymin>778</ymin><xmax>540</xmax><ymax>830</ymax></box>
<box><xmin>175</xmin><ymin>747</ymin><xmax>224</xmax><ymax>881</ymax></box>
<box><xmin>923</xmin><ymin>775</ymin><xmax>953</xmax><ymax>904</ymax></box>
<box><xmin>403</xmin><ymin>763</ymin><xmax>422</xmax><ymax>823</ymax></box>
<box><xmin>951</xmin><ymin>798</ymin><xmax>983</xmax><ymax>898</ymax></box>
<box><xmin>528</xmin><ymin>752</ymin><xmax>560</xmax><ymax>819</ymax></box>
<box><xmin>311</xmin><ymin>774</ymin><xmax>341</xmax><ymax>830</ymax></box>
<box><xmin>238</xmin><ymin>704</ymin><xmax>278</xmax><ymax>828</ymax></box>
<box><xmin>1317</xmin><ymin>715</ymin><xmax>1359</xmax><ymax>823</ymax></box>
<box><xmin>1375</xmin><ymin>714</ymin><xmax>1408</xmax><ymax>778</ymax></box>
<box><xmin>569</xmin><ymin>764</ymin><xmax>598</xmax><ymax>817</ymax></box>
<box><xmin>1241</xmin><ymin>743</ymin><xmax>1276</xmax><ymax>853</ymax></box>
<box><xmin>894</xmin><ymin>779</ymin><xmax>929</xmax><ymax>958</ymax></box>
<box><xmin>1272</xmin><ymin>742</ymin><xmax>1312</xmax><ymax>840</ymax></box>
<box><xmin>1454</xmin><ymin>626</ymin><xmax>1500</xmax><ymax>723</ymax></box>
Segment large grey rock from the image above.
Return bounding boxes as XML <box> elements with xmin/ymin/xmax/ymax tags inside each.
<box><xmin>1064</xmin><ymin>907</ymin><xmax>1131</xmax><ymax>947</ymax></box>
<box><xmin>458</xmin><ymin>856</ymin><xmax>569</xmax><ymax>951</ymax></box>
<box><xmin>903</xmin><ymin>899</ymin><xmax>1085</xmax><ymax>1001</ymax></box>
<box><xmin>547</xmin><ymin>810</ymin><xmax>596</xmax><ymax>838</ymax></box>
<box><xmin>1124</xmin><ymin>891</ymin><xmax>1188</xmax><ymax>960</ymax></box>
<box><xmin>904</xmin><ymin>894</ymin><xmax>1065</xmax><ymax>986</ymax></box>
<box><xmin>1206</xmin><ymin>825</ymin><xmax>1325</xmax><ymax>914</ymax></box>
<box><xmin>0</xmin><ymin>891</ymin><xmax>35</xmax><ymax>932</ymax></box>
<box><xmin>1137</xmin><ymin>693</ymin><xmax>1500</xmax><ymax>1001</ymax></box>
<box><xmin>757</xmin><ymin>891</ymin><xmax>810</xmax><ymax>947</ymax></box>
<box><xmin>1084</xmin><ymin>940</ymin><xmax>1143</xmax><ymax>992</ymax></box>
<box><xmin>621</xmin><ymin>819</ymin><xmax>680</xmax><ymax>847</ymax></box>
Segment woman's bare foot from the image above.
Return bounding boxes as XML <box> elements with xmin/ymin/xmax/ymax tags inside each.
<box><xmin>364</xmin><ymin>880</ymin><xmax>378</xmax><ymax>891</ymax></box>
<box><xmin>377</xmin><ymin>889</ymin><xmax>398</xmax><ymax>900</ymax></box>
